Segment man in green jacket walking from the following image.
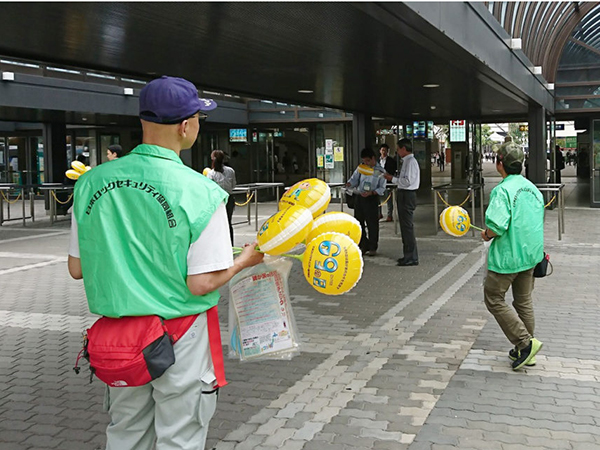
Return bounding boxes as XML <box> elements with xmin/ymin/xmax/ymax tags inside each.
<box><xmin>481</xmin><ymin>143</ymin><xmax>544</xmax><ymax>370</ymax></box>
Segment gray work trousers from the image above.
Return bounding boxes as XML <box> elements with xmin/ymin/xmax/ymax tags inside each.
<box><xmin>484</xmin><ymin>268</ymin><xmax>535</xmax><ymax>350</ymax></box>
<box><xmin>104</xmin><ymin>314</ymin><xmax>218</xmax><ymax>450</ymax></box>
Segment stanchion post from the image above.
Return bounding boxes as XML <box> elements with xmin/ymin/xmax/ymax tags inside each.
<box><xmin>560</xmin><ymin>185</ymin><xmax>565</xmax><ymax>234</ymax></box>
<box><xmin>254</xmin><ymin>187</ymin><xmax>259</xmax><ymax>232</ymax></box>
<box><xmin>557</xmin><ymin>187</ymin><xmax>562</xmax><ymax>241</ymax></box>
<box><xmin>393</xmin><ymin>188</ymin><xmax>399</xmax><ymax>235</ymax></box>
<box><xmin>0</xmin><ymin>191</ymin><xmax>3</xmax><ymax>225</ymax></box>
<box><xmin>30</xmin><ymin>187</ymin><xmax>35</xmax><ymax>223</ymax></box>
<box><xmin>21</xmin><ymin>189</ymin><xmax>26</xmax><ymax>227</ymax></box>
<box><xmin>50</xmin><ymin>189</ymin><xmax>56</xmax><ymax>225</ymax></box>
<box><xmin>433</xmin><ymin>188</ymin><xmax>438</xmax><ymax>232</ymax></box>
<box><xmin>479</xmin><ymin>184</ymin><xmax>484</xmax><ymax>229</ymax></box>
<box><xmin>470</xmin><ymin>187</ymin><xmax>476</xmax><ymax>237</ymax></box>
<box><xmin>246</xmin><ymin>189</ymin><xmax>251</xmax><ymax>226</ymax></box>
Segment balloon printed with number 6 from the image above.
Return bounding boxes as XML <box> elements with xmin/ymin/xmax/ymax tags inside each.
<box><xmin>302</xmin><ymin>232</ymin><xmax>363</xmax><ymax>295</ymax></box>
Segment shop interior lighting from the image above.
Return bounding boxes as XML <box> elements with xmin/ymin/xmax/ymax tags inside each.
<box><xmin>1</xmin><ymin>71</ymin><xmax>15</xmax><ymax>81</ymax></box>
<box><xmin>412</xmin><ymin>112</ymin><xmax>420</xmax><ymax>116</ymax></box>
<box><xmin>298</xmin><ymin>89</ymin><xmax>314</xmax><ymax>94</ymax></box>
<box><xmin>423</xmin><ymin>84</ymin><xmax>439</xmax><ymax>88</ymax></box>
<box><xmin>123</xmin><ymin>88</ymin><xmax>134</xmax><ymax>95</ymax></box>
<box><xmin>546</xmin><ymin>83</ymin><xmax>554</xmax><ymax>90</ymax></box>
<box><xmin>430</xmin><ymin>106</ymin><xmax>436</xmax><ymax>110</ymax></box>
<box><xmin>533</xmin><ymin>66</ymin><xmax>543</xmax><ymax>75</ymax></box>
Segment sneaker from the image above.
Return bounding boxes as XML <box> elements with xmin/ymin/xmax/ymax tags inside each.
<box><xmin>512</xmin><ymin>338</ymin><xmax>543</xmax><ymax>370</ymax></box>
<box><xmin>508</xmin><ymin>346</ymin><xmax>536</xmax><ymax>366</ymax></box>
<box><xmin>365</xmin><ymin>250</ymin><xmax>377</xmax><ymax>257</ymax></box>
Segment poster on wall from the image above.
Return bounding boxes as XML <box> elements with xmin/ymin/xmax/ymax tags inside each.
<box><xmin>325</xmin><ymin>154</ymin><xmax>334</xmax><ymax>169</ymax></box>
<box><xmin>334</xmin><ymin>147</ymin><xmax>344</xmax><ymax>162</ymax></box>
<box><xmin>317</xmin><ymin>155</ymin><xmax>324</xmax><ymax>168</ymax></box>
<box><xmin>325</xmin><ymin>139</ymin><xmax>334</xmax><ymax>154</ymax></box>
<box><xmin>450</xmin><ymin>120</ymin><xmax>466</xmax><ymax>142</ymax></box>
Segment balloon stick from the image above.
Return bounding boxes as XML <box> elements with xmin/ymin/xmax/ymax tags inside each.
<box><xmin>232</xmin><ymin>246</ymin><xmax>304</xmax><ymax>261</ymax></box>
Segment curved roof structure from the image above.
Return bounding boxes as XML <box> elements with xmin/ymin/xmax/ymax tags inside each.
<box><xmin>555</xmin><ymin>4</ymin><xmax>600</xmax><ymax>112</ymax></box>
<box><xmin>486</xmin><ymin>1</ymin><xmax>598</xmax><ymax>82</ymax></box>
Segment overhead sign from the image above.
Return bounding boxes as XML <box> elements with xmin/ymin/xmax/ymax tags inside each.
<box><xmin>449</xmin><ymin>120</ymin><xmax>466</xmax><ymax>142</ymax></box>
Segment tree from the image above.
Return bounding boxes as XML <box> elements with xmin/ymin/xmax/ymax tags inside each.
<box><xmin>434</xmin><ymin>125</ymin><xmax>449</xmax><ymax>146</ymax></box>
<box><xmin>508</xmin><ymin>123</ymin><xmax>528</xmax><ymax>148</ymax></box>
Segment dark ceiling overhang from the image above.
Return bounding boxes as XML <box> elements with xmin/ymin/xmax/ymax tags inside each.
<box><xmin>0</xmin><ymin>2</ymin><xmax>552</xmax><ymax>123</ymax></box>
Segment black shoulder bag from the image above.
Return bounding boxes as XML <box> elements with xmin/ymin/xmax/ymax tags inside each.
<box><xmin>533</xmin><ymin>252</ymin><xmax>553</xmax><ymax>278</ymax></box>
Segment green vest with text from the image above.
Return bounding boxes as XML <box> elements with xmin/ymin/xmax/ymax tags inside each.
<box><xmin>73</xmin><ymin>144</ymin><xmax>228</xmax><ymax>319</ymax></box>
<box><xmin>485</xmin><ymin>174</ymin><xmax>544</xmax><ymax>274</ymax></box>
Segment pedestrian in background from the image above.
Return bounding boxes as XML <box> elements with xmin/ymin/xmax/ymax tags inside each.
<box><xmin>481</xmin><ymin>142</ymin><xmax>544</xmax><ymax>370</ymax></box>
<box><xmin>346</xmin><ymin>147</ymin><xmax>386</xmax><ymax>256</ymax></box>
<box><xmin>207</xmin><ymin>150</ymin><xmax>237</xmax><ymax>244</ymax></box>
<box><xmin>379</xmin><ymin>143</ymin><xmax>397</xmax><ymax>222</ymax></box>
<box><xmin>106</xmin><ymin>144</ymin><xmax>129</xmax><ymax>161</ymax></box>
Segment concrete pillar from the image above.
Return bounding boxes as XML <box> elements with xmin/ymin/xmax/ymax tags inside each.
<box><xmin>352</xmin><ymin>113</ymin><xmax>374</xmax><ymax>158</ymax></box>
<box><xmin>42</xmin><ymin>121</ymin><xmax>67</xmax><ymax>183</ymax></box>
<box><xmin>527</xmin><ymin>104</ymin><xmax>547</xmax><ymax>184</ymax></box>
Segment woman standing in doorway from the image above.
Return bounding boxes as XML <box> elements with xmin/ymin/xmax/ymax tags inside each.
<box><xmin>207</xmin><ymin>150</ymin><xmax>237</xmax><ymax>244</ymax></box>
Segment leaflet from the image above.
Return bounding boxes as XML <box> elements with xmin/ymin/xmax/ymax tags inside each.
<box><xmin>230</xmin><ymin>270</ymin><xmax>294</xmax><ymax>359</ymax></box>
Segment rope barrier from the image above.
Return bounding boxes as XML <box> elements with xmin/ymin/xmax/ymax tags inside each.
<box><xmin>235</xmin><ymin>191</ymin><xmax>255</xmax><ymax>207</ymax></box>
<box><xmin>437</xmin><ymin>189</ymin><xmax>556</xmax><ymax>210</ymax></box>
<box><xmin>51</xmin><ymin>190</ymin><xmax>74</xmax><ymax>205</ymax></box>
<box><xmin>379</xmin><ymin>192</ymin><xmax>391</xmax><ymax>206</ymax></box>
<box><xmin>0</xmin><ymin>190</ymin><xmax>22</xmax><ymax>204</ymax></box>
<box><xmin>436</xmin><ymin>190</ymin><xmax>471</xmax><ymax>208</ymax></box>
<box><xmin>544</xmin><ymin>195</ymin><xmax>556</xmax><ymax>208</ymax></box>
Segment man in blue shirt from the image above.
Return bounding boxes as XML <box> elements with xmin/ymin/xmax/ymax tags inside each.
<box><xmin>347</xmin><ymin>148</ymin><xmax>386</xmax><ymax>256</ymax></box>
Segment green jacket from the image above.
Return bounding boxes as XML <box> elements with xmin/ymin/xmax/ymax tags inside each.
<box><xmin>74</xmin><ymin>144</ymin><xmax>228</xmax><ymax>319</ymax></box>
<box><xmin>486</xmin><ymin>174</ymin><xmax>544</xmax><ymax>274</ymax></box>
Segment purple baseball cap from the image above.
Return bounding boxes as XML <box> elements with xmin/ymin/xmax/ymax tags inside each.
<box><xmin>139</xmin><ymin>76</ymin><xmax>217</xmax><ymax>124</ymax></box>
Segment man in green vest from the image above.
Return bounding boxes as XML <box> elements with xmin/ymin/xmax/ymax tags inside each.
<box><xmin>68</xmin><ymin>76</ymin><xmax>263</xmax><ymax>449</ymax></box>
<box><xmin>481</xmin><ymin>142</ymin><xmax>544</xmax><ymax>371</ymax></box>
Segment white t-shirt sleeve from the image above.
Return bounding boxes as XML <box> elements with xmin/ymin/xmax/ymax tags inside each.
<box><xmin>68</xmin><ymin>213</ymin><xmax>80</xmax><ymax>258</ymax></box>
<box><xmin>187</xmin><ymin>202</ymin><xmax>234</xmax><ymax>275</ymax></box>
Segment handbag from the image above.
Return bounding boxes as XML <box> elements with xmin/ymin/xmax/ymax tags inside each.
<box><xmin>75</xmin><ymin>315</ymin><xmax>175</xmax><ymax>387</ymax></box>
<box><xmin>533</xmin><ymin>252</ymin><xmax>553</xmax><ymax>278</ymax></box>
<box><xmin>344</xmin><ymin>189</ymin><xmax>355</xmax><ymax>209</ymax></box>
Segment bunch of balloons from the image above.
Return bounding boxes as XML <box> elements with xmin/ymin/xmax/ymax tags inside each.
<box><xmin>65</xmin><ymin>161</ymin><xmax>91</xmax><ymax>180</ymax></box>
<box><xmin>255</xmin><ymin>178</ymin><xmax>364</xmax><ymax>295</ymax></box>
<box><xmin>439</xmin><ymin>205</ymin><xmax>484</xmax><ymax>237</ymax></box>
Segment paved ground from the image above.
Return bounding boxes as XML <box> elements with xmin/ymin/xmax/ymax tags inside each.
<box><xmin>1</xmin><ymin>171</ymin><xmax>599</xmax><ymax>449</ymax></box>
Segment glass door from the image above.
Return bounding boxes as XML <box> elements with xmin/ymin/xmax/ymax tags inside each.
<box><xmin>592</xmin><ymin>120</ymin><xmax>600</xmax><ymax>206</ymax></box>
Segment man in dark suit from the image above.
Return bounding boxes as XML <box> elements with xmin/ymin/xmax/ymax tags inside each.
<box><xmin>379</xmin><ymin>144</ymin><xmax>397</xmax><ymax>222</ymax></box>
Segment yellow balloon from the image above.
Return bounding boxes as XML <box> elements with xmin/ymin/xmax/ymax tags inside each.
<box><xmin>306</xmin><ymin>212</ymin><xmax>362</xmax><ymax>245</ymax></box>
<box><xmin>279</xmin><ymin>178</ymin><xmax>330</xmax><ymax>219</ymax></box>
<box><xmin>65</xmin><ymin>169</ymin><xmax>81</xmax><ymax>180</ymax></box>
<box><xmin>85</xmin><ymin>166</ymin><xmax>92</xmax><ymax>171</ymax></box>
<box><xmin>202</xmin><ymin>167</ymin><xmax>211</xmax><ymax>176</ymax></box>
<box><xmin>357</xmin><ymin>164</ymin><xmax>374</xmax><ymax>176</ymax></box>
<box><xmin>257</xmin><ymin>205</ymin><xmax>313</xmax><ymax>255</ymax></box>
<box><xmin>439</xmin><ymin>206</ymin><xmax>471</xmax><ymax>237</ymax></box>
<box><xmin>302</xmin><ymin>232</ymin><xmax>363</xmax><ymax>295</ymax></box>
<box><xmin>71</xmin><ymin>161</ymin><xmax>87</xmax><ymax>174</ymax></box>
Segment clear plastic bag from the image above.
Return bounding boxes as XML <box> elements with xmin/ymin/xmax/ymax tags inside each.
<box><xmin>481</xmin><ymin>240</ymin><xmax>491</xmax><ymax>285</ymax></box>
<box><xmin>228</xmin><ymin>256</ymin><xmax>301</xmax><ymax>362</ymax></box>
